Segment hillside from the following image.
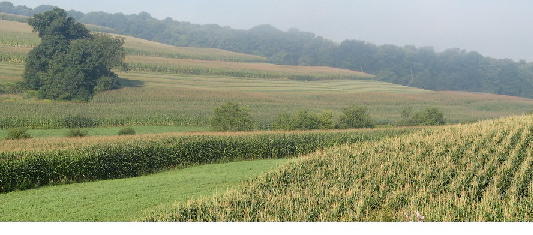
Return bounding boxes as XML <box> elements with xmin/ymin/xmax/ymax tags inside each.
<box><xmin>1</xmin><ymin>19</ymin><xmax>533</xmax><ymax>130</ymax></box>
<box><xmin>3</xmin><ymin>4</ymin><xmax>533</xmax><ymax>98</ymax></box>
<box><xmin>145</xmin><ymin>114</ymin><xmax>533</xmax><ymax>221</ymax></box>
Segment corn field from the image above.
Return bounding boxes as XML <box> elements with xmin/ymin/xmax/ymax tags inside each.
<box><xmin>0</xmin><ymin>128</ymin><xmax>412</xmax><ymax>193</ymax></box>
<box><xmin>143</xmin><ymin>114</ymin><xmax>533</xmax><ymax>221</ymax></box>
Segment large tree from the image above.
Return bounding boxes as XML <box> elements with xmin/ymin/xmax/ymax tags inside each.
<box><xmin>23</xmin><ymin>8</ymin><xmax>124</xmax><ymax>101</ymax></box>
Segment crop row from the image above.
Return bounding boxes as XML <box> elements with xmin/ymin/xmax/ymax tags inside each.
<box><xmin>143</xmin><ymin>114</ymin><xmax>533</xmax><ymax>221</ymax></box>
<box><xmin>0</xmin><ymin>128</ymin><xmax>413</xmax><ymax>193</ymax></box>
<box><xmin>0</xmin><ymin>115</ymin><xmax>208</xmax><ymax>129</ymax></box>
<box><xmin>124</xmin><ymin>48</ymin><xmax>267</xmax><ymax>63</ymax></box>
<box><xmin>125</xmin><ymin>62</ymin><xmax>371</xmax><ymax>81</ymax></box>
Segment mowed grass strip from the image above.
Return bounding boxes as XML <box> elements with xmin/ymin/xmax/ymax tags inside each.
<box><xmin>0</xmin><ymin>158</ymin><xmax>289</xmax><ymax>221</ymax></box>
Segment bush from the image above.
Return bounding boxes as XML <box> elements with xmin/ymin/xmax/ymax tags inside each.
<box><xmin>5</xmin><ymin>128</ymin><xmax>31</xmax><ymax>140</ymax></box>
<box><xmin>273</xmin><ymin>110</ymin><xmax>334</xmax><ymax>130</ymax></box>
<box><xmin>412</xmin><ymin>107</ymin><xmax>446</xmax><ymax>125</ymax></box>
<box><xmin>118</xmin><ymin>127</ymin><xmax>136</xmax><ymax>135</ymax></box>
<box><xmin>66</xmin><ymin>129</ymin><xmax>89</xmax><ymax>137</ymax></box>
<box><xmin>401</xmin><ymin>107</ymin><xmax>446</xmax><ymax>126</ymax></box>
<box><xmin>337</xmin><ymin>105</ymin><xmax>375</xmax><ymax>129</ymax></box>
<box><xmin>211</xmin><ymin>102</ymin><xmax>254</xmax><ymax>132</ymax></box>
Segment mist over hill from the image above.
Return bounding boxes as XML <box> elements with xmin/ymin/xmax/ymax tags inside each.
<box><xmin>2</xmin><ymin>1</ymin><xmax>533</xmax><ymax>98</ymax></box>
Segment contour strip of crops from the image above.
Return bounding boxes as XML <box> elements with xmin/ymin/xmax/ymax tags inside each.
<box><xmin>0</xmin><ymin>128</ymin><xmax>413</xmax><ymax>193</ymax></box>
<box><xmin>142</xmin><ymin>115</ymin><xmax>533</xmax><ymax>222</ymax></box>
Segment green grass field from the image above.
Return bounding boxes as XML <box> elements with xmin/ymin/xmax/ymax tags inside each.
<box><xmin>0</xmin><ymin>158</ymin><xmax>289</xmax><ymax>221</ymax></box>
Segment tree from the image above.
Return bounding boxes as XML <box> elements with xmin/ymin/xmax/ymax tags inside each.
<box><xmin>273</xmin><ymin>110</ymin><xmax>334</xmax><ymax>131</ymax></box>
<box><xmin>211</xmin><ymin>102</ymin><xmax>254</xmax><ymax>132</ymax></box>
<box><xmin>411</xmin><ymin>107</ymin><xmax>446</xmax><ymax>126</ymax></box>
<box><xmin>401</xmin><ymin>107</ymin><xmax>445</xmax><ymax>126</ymax></box>
<box><xmin>23</xmin><ymin>8</ymin><xmax>124</xmax><ymax>101</ymax></box>
<box><xmin>338</xmin><ymin>105</ymin><xmax>375</xmax><ymax>129</ymax></box>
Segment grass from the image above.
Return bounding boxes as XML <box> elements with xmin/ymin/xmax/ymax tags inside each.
<box><xmin>0</xmin><ymin>158</ymin><xmax>290</xmax><ymax>221</ymax></box>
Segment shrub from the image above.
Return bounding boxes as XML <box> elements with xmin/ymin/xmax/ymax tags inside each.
<box><xmin>62</xmin><ymin>115</ymin><xmax>97</xmax><ymax>128</ymax></box>
<box><xmin>5</xmin><ymin>128</ymin><xmax>31</xmax><ymax>140</ymax></box>
<box><xmin>118</xmin><ymin>127</ymin><xmax>136</xmax><ymax>135</ymax></box>
<box><xmin>211</xmin><ymin>102</ymin><xmax>254</xmax><ymax>132</ymax></box>
<box><xmin>273</xmin><ymin>112</ymin><xmax>296</xmax><ymax>130</ymax></box>
<box><xmin>66</xmin><ymin>129</ymin><xmax>88</xmax><ymax>137</ymax></box>
<box><xmin>412</xmin><ymin>107</ymin><xmax>445</xmax><ymax>125</ymax></box>
<box><xmin>273</xmin><ymin>110</ymin><xmax>334</xmax><ymax>130</ymax></box>
<box><xmin>337</xmin><ymin>105</ymin><xmax>375</xmax><ymax>129</ymax></box>
<box><xmin>401</xmin><ymin>107</ymin><xmax>446</xmax><ymax>126</ymax></box>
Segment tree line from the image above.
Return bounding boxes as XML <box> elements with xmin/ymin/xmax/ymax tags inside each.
<box><xmin>211</xmin><ymin>102</ymin><xmax>445</xmax><ymax>132</ymax></box>
<box><xmin>2</xmin><ymin>2</ymin><xmax>533</xmax><ymax>98</ymax></box>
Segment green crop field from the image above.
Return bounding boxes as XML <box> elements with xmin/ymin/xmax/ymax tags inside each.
<box><xmin>2</xmin><ymin>18</ymin><xmax>533</xmax><ymax>131</ymax></box>
<box><xmin>3</xmin><ymin>15</ymin><xmax>533</xmax><ymax>223</ymax></box>
<box><xmin>0</xmin><ymin>158</ymin><xmax>290</xmax><ymax>221</ymax></box>
<box><xmin>2</xmin><ymin>62</ymin><xmax>533</xmax><ymax>130</ymax></box>
<box><xmin>145</xmin><ymin>114</ymin><xmax>533</xmax><ymax>222</ymax></box>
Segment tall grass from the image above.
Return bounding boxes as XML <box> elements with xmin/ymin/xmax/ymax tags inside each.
<box><xmin>143</xmin><ymin>114</ymin><xmax>533</xmax><ymax>221</ymax></box>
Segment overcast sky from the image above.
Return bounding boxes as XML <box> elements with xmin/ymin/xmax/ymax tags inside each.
<box><xmin>8</xmin><ymin>0</ymin><xmax>533</xmax><ymax>61</ymax></box>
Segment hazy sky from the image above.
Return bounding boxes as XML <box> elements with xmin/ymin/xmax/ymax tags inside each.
<box><xmin>8</xmin><ymin>0</ymin><xmax>533</xmax><ymax>61</ymax></box>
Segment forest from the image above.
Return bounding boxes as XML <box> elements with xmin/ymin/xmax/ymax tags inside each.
<box><xmin>2</xmin><ymin>1</ymin><xmax>533</xmax><ymax>98</ymax></box>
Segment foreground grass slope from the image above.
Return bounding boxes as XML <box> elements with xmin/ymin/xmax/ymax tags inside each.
<box><xmin>0</xmin><ymin>158</ymin><xmax>289</xmax><ymax>221</ymax></box>
<box><xmin>145</xmin><ymin>114</ymin><xmax>533</xmax><ymax>221</ymax></box>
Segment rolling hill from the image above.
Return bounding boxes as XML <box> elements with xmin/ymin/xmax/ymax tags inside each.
<box><xmin>1</xmin><ymin>19</ymin><xmax>533</xmax><ymax>130</ymax></box>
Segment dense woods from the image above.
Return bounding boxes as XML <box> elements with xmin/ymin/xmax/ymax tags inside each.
<box><xmin>2</xmin><ymin>2</ymin><xmax>533</xmax><ymax>98</ymax></box>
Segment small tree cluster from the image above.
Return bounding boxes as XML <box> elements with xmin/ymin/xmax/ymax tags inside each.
<box><xmin>274</xmin><ymin>110</ymin><xmax>334</xmax><ymax>130</ymax></box>
<box><xmin>23</xmin><ymin>8</ymin><xmax>125</xmax><ymax>101</ymax></box>
<box><xmin>118</xmin><ymin>127</ymin><xmax>136</xmax><ymax>135</ymax></box>
<box><xmin>337</xmin><ymin>105</ymin><xmax>375</xmax><ymax>129</ymax></box>
<box><xmin>65</xmin><ymin>129</ymin><xmax>88</xmax><ymax>137</ymax></box>
<box><xmin>274</xmin><ymin>105</ymin><xmax>374</xmax><ymax>131</ymax></box>
<box><xmin>400</xmin><ymin>107</ymin><xmax>446</xmax><ymax>126</ymax></box>
<box><xmin>211</xmin><ymin>102</ymin><xmax>254</xmax><ymax>132</ymax></box>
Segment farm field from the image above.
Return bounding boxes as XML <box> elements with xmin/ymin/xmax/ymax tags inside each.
<box><xmin>2</xmin><ymin>63</ymin><xmax>533</xmax><ymax>130</ymax></box>
<box><xmin>0</xmin><ymin>128</ymin><xmax>412</xmax><ymax>221</ymax></box>
<box><xmin>0</xmin><ymin>158</ymin><xmax>290</xmax><ymax>221</ymax></box>
<box><xmin>3</xmin><ymin>14</ymin><xmax>533</xmax><ymax>223</ymax></box>
<box><xmin>0</xmin><ymin>125</ymin><xmax>208</xmax><ymax>139</ymax></box>
<box><xmin>2</xmin><ymin>19</ymin><xmax>533</xmax><ymax>131</ymax></box>
<box><xmin>145</xmin><ymin>114</ymin><xmax>533</xmax><ymax>222</ymax></box>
